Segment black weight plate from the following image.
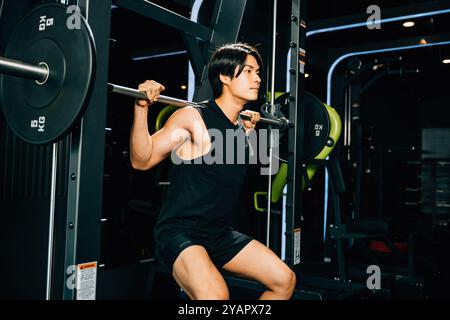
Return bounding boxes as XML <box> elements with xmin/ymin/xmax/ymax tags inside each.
<box><xmin>277</xmin><ymin>91</ymin><xmax>331</xmax><ymax>162</ymax></box>
<box><xmin>0</xmin><ymin>3</ymin><xmax>95</xmax><ymax>144</ymax></box>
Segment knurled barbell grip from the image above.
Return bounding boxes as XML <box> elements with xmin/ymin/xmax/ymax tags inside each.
<box><xmin>0</xmin><ymin>55</ymin><xmax>48</xmax><ymax>83</ymax></box>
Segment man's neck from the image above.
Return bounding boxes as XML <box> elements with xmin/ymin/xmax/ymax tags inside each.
<box><xmin>215</xmin><ymin>95</ymin><xmax>246</xmax><ymax>125</ymax></box>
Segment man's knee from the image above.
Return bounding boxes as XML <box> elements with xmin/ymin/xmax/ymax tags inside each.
<box><xmin>271</xmin><ymin>268</ymin><xmax>297</xmax><ymax>296</ymax></box>
<box><xmin>281</xmin><ymin>269</ymin><xmax>297</xmax><ymax>292</ymax></box>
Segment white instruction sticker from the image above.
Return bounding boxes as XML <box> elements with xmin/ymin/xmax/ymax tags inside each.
<box><xmin>294</xmin><ymin>228</ymin><xmax>301</xmax><ymax>265</ymax></box>
<box><xmin>76</xmin><ymin>261</ymin><xmax>97</xmax><ymax>300</ymax></box>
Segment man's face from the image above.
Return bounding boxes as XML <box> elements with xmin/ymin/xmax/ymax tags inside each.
<box><xmin>223</xmin><ymin>54</ymin><xmax>261</xmax><ymax>103</ymax></box>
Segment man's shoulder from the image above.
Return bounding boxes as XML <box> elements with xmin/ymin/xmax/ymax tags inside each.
<box><xmin>166</xmin><ymin>105</ymin><xmax>203</xmax><ymax>128</ymax></box>
<box><xmin>185</xmin><ymin>100</ymin><xmax>210</xmax><ymax>112</ymax></box>
<box><xmin>174</xmin><ymin>100</ymin><xmax>212</xmax><ymax>117</ymax></box>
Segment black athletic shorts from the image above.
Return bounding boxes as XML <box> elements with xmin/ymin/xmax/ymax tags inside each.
<box><xmin>156</xmin><ymin>226</ymin><xmax>253</xmax><ymax>269</ymax></box>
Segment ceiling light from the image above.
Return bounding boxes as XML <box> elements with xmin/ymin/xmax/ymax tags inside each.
<box><xmin>403</xmin><ymin>21</ymin><xmax>415</xmax><ymax>28</ymax></box>
<box><xmin>181</xmin><ymin>85</ymin><xmax>187</xmax><ymax>90</ymax></box>
<box><xmin>305</xmin><ymin>73</ymin><xmax>309</xmax><ymax>78</ymax></box>
<box><xmin>443</xmin><ymin>59</ymin><xmax>450</xmax><ymax>64</ymax></box>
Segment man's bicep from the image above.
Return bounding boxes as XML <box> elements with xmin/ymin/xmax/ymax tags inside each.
<box><xmin>145</xmin><ymin>119</ymin><xmax>190</xmax><ymax>169</ymax></box>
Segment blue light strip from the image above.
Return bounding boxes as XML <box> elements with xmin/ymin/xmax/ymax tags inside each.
<box><xmin>188</xmin><ymin>0</ymin><xmax>205</xmax><ymax>101</ymax></box>
<box><xmin>131</xmin><ymin>50</ymin><xmax>187</xmax><ymax>61</ymax></box>
<box><xmin>307</xmin><ymin>8</ymin><xmax>450</xmax><ymax>37</ymax></box>
<box><xmin>327</xmin><ymin>40</ymin><xmax>450</xmax><ymax>104</ymax></box>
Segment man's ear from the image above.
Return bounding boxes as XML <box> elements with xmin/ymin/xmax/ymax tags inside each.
<box><xmin>219</xmin><ymin>73</ymin><xmax>231</xmax><ymax>85</ymax></box>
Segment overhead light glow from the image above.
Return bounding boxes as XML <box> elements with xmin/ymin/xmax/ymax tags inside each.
<box><xmin>403</xmin><ymin>21</ymin><xmax>415</xmax><ymax>27</ymax></box>
<box><xmin>443</xmin><ymin>59</ymin><xmax>450</xmax><ymax>64</ymax></box>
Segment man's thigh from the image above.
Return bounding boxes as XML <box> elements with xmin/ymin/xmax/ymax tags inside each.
<box><xmin>172</xmin><ymin>245</ymin><xmax>227</xmax><ymax>299</ymax></box>
<box><xmin>221</xmin><ymin>239</ymin><xmax>292</xmax><ymax>288</ymax></box>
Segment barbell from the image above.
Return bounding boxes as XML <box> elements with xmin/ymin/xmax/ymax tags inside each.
<box><xmin>0</xmin><ymin>3</ymin><xmax>288</xmax><ymax>145</ymax></box>
<box><xmin>107</xmin><ymin>83</ymin><xmax>289</xmax><ymax>128</ymax></box>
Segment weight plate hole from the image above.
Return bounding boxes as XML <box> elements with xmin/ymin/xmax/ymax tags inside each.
<box><xmin>35</xmin><ymin>62</ymin><xmax>49</xmax><ymax>85</ymax></box>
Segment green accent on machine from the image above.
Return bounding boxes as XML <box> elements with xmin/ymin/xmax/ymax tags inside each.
<box><xmin>254</xmin><ymin>93</ymin><xmax>342</xmax><ymax>212</ymax></box>
<box><xmin>155</xmin><ymin>104</ymin><xmax>180</xmax><ymax>131</ymax></box>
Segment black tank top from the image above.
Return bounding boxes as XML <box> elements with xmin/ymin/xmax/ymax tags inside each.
<box><xmin>154</xmin><ymin>99</ymin><xmax>252</xmax><ymax>238</ymax></box>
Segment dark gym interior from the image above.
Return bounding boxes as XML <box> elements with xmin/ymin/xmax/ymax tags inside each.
<box><xmin>1</xmin><ymin>0</ymin><xmax>450</xmax><ymax>303</ymax></box>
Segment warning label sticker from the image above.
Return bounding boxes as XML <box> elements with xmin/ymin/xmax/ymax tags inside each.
<box><xmin>294</xmin><ymin>228</ymin><xmax>301</xmax><ymax>265</ymax></box>
<box><xmin>76</xmin><ymin>261</ymin><xmax>97</xmax><ymax>300</ymax></box>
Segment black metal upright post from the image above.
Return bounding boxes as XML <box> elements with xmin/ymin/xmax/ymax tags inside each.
<box><xmin>61</xmin><ymin>0</ymin><xmax>112</xmax><ymax>300</ymax></box>
<box><xmin>285</xmin><ymin>0</ymin><xmax>306</xmax><ymax>269</ymax></box>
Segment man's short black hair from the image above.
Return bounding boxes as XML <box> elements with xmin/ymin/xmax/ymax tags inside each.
<box><xmin>208</xmin><ymin>43</ymin><xmax>263</xmax><ymax>99</ymax></box>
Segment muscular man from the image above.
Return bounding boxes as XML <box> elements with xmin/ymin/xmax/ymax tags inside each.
<box><xmin>130</xmin><ymin>43</ymin><xmax>296</xmax><ymax>300</ymax></box>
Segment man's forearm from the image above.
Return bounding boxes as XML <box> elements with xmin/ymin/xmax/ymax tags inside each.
<box><xmin>130</xmin><ymin>105</ymin><xmax>153</xmax><ymax>168</ymax></box>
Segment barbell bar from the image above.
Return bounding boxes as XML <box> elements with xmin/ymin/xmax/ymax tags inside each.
<box><xmin>0</xmin><ymin>56</ymin><xmax>49</xmax><ymax>83</ymax></box>
<box><xmin>107</xmin><ymin>83</ymin><xmax>188</xmax><ymax>108</ymax></box>
<box><xmin>0</xmin><ymin>54</ymin><xmax>288</xmax><ymax>128</ymax></box>
<box><xmin>107</xmin><ymin>83</ymin><xmax>288</xmax><ymax>127</ymax></box>
<box><xmin>0</xmin><ymin>55</ymin><xmax>289</xmax><ymax>130</ymax></box>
